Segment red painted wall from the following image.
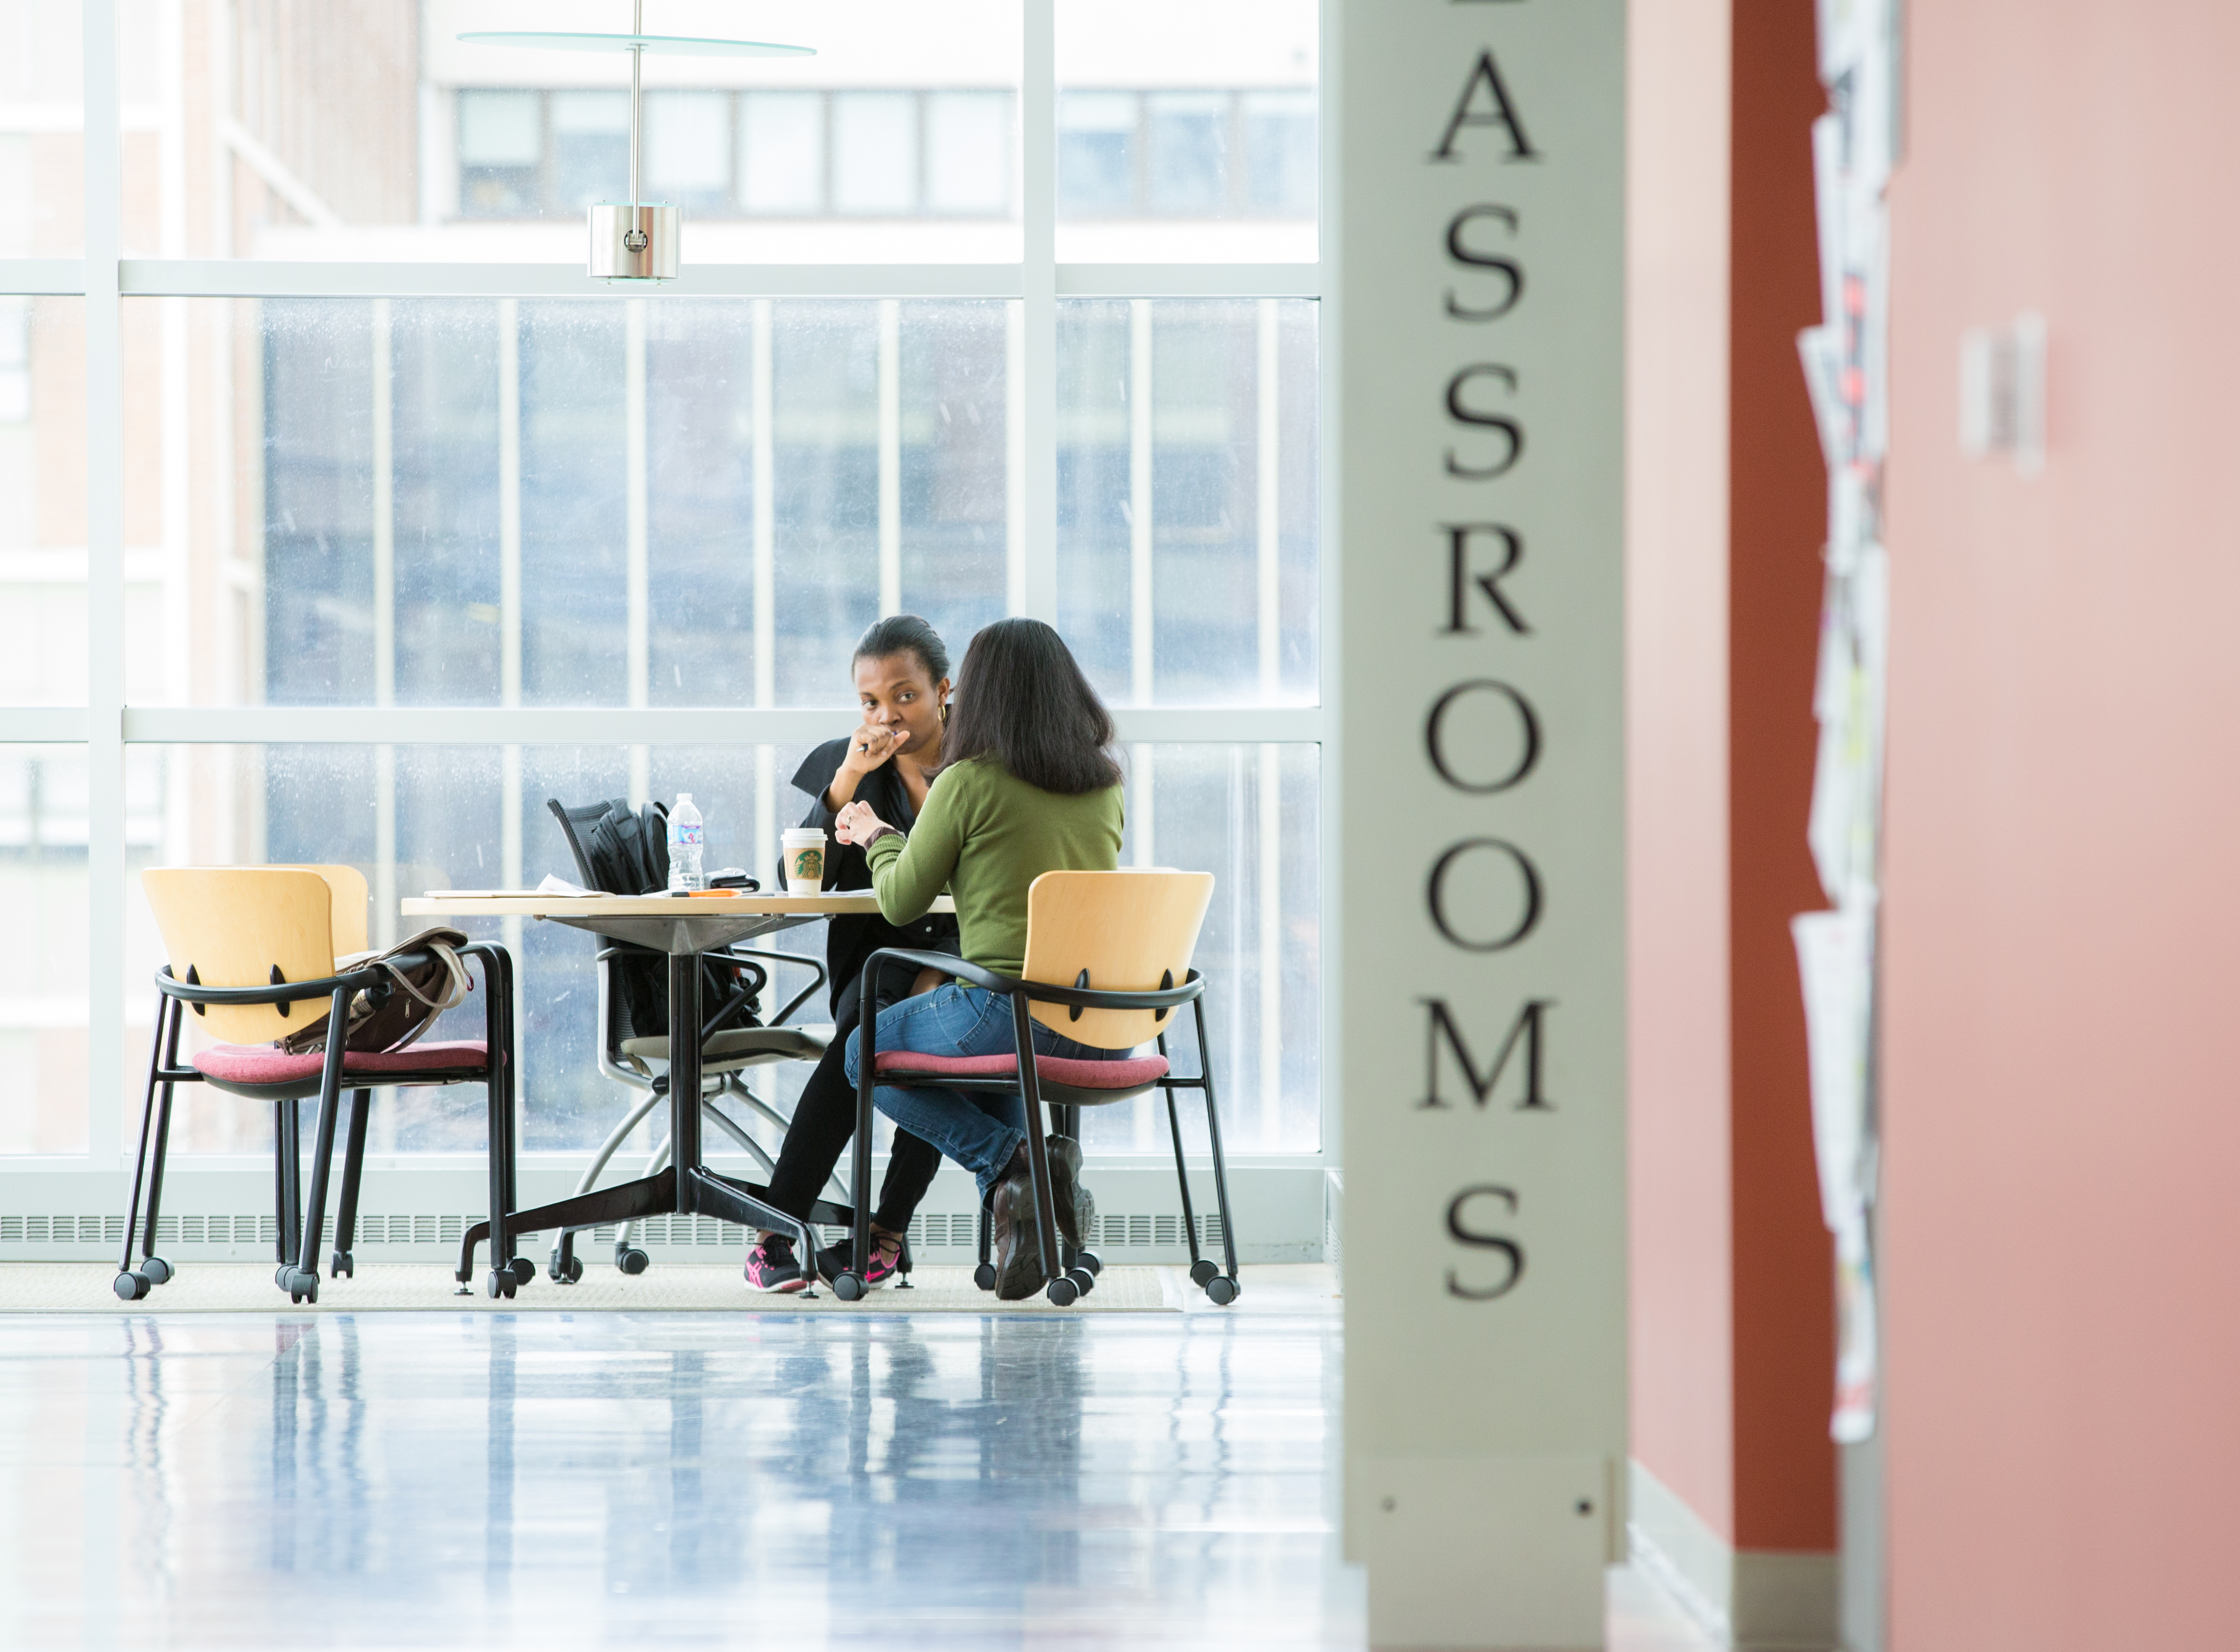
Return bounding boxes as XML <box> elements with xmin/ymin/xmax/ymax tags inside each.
<box><xmin>1627</xmin><ymin>0</ymin><xmax>1834</xmax><ymax>1556</ymax></box>
<box><xmin>1727</xmin><ymin>0</ymin><xmax>1839</xmax><ymax>1554</ymax></box>
<box><xmin>1881</xmin><ymin>3</ymin><xmax>2240</xmax><ymax>1646</ymax></box>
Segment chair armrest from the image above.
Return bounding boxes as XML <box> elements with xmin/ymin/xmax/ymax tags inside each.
<box><xmin>1015</xmin><ymin>967</ymin><xmax>1206</xmax><ymax>1014</ymax></box>
<box><xmin>155</xmin><ymin>961</ymin><xmax>388</xmax><ymax>1010</ymax></box>
<box><xmin>715</xmin><ymin>945</ymin><xmax>830</xmax><ymax>1028</ymax></box>
<box><xmin>859</xmin><ymin>948</ymin><xmax>1015</xmax><ymax>999</ymax></box>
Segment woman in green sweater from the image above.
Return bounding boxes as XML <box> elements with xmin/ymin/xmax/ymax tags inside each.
<box><xmin>834</xmin><ymin>618</ymin><xmax>1126</xmax><ymax>1297</ymax></box>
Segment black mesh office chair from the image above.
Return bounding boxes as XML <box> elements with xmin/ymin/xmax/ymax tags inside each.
<box><xmin>543</xmin><ymin>798</ymin><xmax>836</xmax><ymax>1281</ymax></box>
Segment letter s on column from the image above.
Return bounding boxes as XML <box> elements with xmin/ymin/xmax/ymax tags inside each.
<box><xmin>1446</xmin><ymin>1184</ymin><xmax>1524</xmax><ymax>1300</ymax></box>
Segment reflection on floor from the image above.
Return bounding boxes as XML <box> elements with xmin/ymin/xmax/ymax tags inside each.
<box><xmin>0</xmin><ymin>1266</ymin><xmax>1716</xmax><ymax>1651</ymax></box>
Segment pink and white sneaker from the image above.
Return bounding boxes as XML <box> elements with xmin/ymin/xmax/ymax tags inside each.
<box><xmin>744</xmin><ymin>1236</ymin><xmax>807</xmax><ymax>1293</ymax></box>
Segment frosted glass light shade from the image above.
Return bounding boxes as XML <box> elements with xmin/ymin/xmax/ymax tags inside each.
<box><xmin>457</xmin><ymin>31</ymin><xmax>814</xmax><ymax>58</ymax></box>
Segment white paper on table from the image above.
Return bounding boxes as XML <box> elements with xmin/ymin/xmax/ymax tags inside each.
<box><xmin>1830</xmin><ymin>1210</ymin><xmax>1879</xmax><ymax>1443</ymax></box>
<box><xmin>1793</xmin><ymin>904</ymin><xmax>1876</xmax><ymax>1230</ymax></box>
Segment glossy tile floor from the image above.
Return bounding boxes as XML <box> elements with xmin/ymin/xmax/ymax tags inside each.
<box><xmin>0</xmin><ymin>1269</ymin><xmax>1718</xmax><ymax>1651</ymax></box>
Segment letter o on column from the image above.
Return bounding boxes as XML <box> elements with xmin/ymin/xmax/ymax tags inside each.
<box><xmin>1426</xmin><ymin>837</ymin><xmax>1542</xmax><ymax>952</ymax></box>
<box><xmin>1425</xmin><ymin>679</ymin><xmax>1540</xmax><ymax>794</ymax></box>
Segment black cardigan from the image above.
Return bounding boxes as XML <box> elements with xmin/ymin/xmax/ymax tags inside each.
<box><xmin>789</xmin><ymin>737</ymin><xmax>960</xmax><ymax>1020</ymax></box>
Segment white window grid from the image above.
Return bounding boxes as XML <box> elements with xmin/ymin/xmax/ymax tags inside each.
<box><xmin>0</xmin><ymin>0</ymin><xmax>1335</xmax><ymax>1174</ymax></box>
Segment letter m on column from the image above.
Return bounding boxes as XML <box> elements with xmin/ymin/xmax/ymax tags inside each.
<box><xmin>1417</xmin><ymin>997</ymin><xmax>1554</xmax><ymax>1110</ymax></box>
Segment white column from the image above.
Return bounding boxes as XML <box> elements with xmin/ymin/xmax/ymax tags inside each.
<box><xmin>371</xmin><ymin>299</ymin><xmax>397</xmax><ymax>948</ymax></box>
<box><xmin>752</xmin><ymin>299</ymin><xmax>777</xmax><ymax>884</ymax></box>
<box><xmin>877</xmin><ymin>297</ymin><xmax>902</xmax><ymax>617</ymax></box>
<box><xmin>1337</xmin><ymin>5</ymin><xmax>1629</xmax><ymax>1644</ymax></box>
<box><xmin>1128</xmin><ymin>298</ymin><xmax>1154</xmax><ymax>707</ymax></box>
<box><xmin>626</xmin><ymin>298</ymin><xmax>650</xmax><ymax>806</ymax></box>
<box><xmin>1020</xmin><ymin>0</ymin><xmax>1059</xmax><ymax>623</ymax></box>
<box><xmin>85</xmin><ymin>0</ymin><xmax>126</xmax><ymax>1168</ymax></box>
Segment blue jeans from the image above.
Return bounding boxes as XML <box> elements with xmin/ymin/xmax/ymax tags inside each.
<box><xmin>840</xmin><ymin>983</ymin><xmax>1119</xmax><ymax>1199</ymax></box>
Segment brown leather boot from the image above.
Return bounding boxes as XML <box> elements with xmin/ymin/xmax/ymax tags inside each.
<box><xmin>989</xmin><ymin>1145</ymin><xmax>1044</xmax><ymax>1300</ymax></box>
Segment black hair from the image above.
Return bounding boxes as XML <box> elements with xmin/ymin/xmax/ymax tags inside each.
<box><xmin>852</xmin><ymin>614</ymin><xmax>950</xmax><ymax>686</ymax></box>
<box><xmin>941</xmin><ymin>619</ymin><xmax>1123</xmax><ymax>796</ymax></box>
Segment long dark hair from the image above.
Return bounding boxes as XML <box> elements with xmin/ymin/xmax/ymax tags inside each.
<box><xmin>853</xmin><ymin>613</ymin><xmax>949</xmax><ymax>685</ymax></box>
<box><xmin>941</xmin><ymin>619</ymin><xmax>1122</xmax><ymax>796</ymax></box>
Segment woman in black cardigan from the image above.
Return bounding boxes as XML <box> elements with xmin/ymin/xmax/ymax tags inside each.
<box><xmin>746</xmin><ymin>615</ymin><xmax>961</xmax><ymax>1292</ymax></box>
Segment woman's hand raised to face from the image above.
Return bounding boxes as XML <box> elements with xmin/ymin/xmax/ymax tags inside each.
<box><xmin>833</xmin><ymin>800</ymin><xmax>893</xmax><ymax>846</ymax></box>
<box><xmin>842</xmin><ymin>720</ymin><xmax>902</xmax><ymax>777</ymax></box>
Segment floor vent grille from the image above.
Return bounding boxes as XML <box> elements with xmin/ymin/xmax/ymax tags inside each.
<box><xmin>4</xmin><ymin>1210</ymin><xmax>1228</xmax><ymax>1252</ymax></box>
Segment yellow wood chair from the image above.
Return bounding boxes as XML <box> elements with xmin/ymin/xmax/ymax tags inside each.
<box><xmin>128</xmin><ymin>866</ymin><xmax>521</xmax><ymax>1303</ymax></box>
<box><xmin>842</xmin><ymin>869</ymin><xmax>1239</xmax><ymax>1307</ymax></box>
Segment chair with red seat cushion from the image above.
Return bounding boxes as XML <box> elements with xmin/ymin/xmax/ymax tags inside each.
<box><xmin>843</xmin><ymin>869</ymin><xmax>1241</xmax><ymax>1309</ymax></box>
<box><xmin>870</xmin><ymin>1048</ymin><xmax>1173</xmax><ymax>1100</ymax></box>
<box><xmin>128</xmin><ymin>866</ymin><xmax>519</xmax><ymax>1306</ymax></box>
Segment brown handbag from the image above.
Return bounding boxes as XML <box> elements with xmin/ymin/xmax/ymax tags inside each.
<box><xmin>277</xmin><ymin>926</ymin><xmax>474</xmax><ymax>1055</ymax></box>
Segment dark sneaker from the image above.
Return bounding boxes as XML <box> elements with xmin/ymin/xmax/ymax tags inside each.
<box><xmin>744</xmin><ymin>1236</ymin><xmax>807</xmax><ymax>1294</ymax></box>
<box><xmin>815</xmin><ymin>1234</ymin><xmax>903</xmax><ymax>1288</ymax></box>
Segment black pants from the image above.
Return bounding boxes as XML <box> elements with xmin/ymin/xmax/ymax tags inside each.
<box><xmin>762</xmin><ymin>977</ymin><xmax>941</xmax><ymax>1234</ymax></box>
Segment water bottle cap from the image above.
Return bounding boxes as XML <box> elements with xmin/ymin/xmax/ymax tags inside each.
<box><xmin>677</xmin><ymin>793</ymin><xmax>692</xmax><ymax>803</ymax></box>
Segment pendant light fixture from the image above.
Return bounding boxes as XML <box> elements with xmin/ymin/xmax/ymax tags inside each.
<box><xmin>459</xmin><ymin>4</ymin><xmax>814</xmax><ymax>282</ymax></box>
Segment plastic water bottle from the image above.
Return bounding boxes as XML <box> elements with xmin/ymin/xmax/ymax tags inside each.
<box><xmin>667</xmin><ymin>793</ymin><xmax>705</xmax><ymax>890</ymax></box>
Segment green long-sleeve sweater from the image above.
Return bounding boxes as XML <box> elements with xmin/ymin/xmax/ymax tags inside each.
<box><xmin>863</xmin><ymin>755</ymin><xmax>1124</xmax><ymax>980</ymax></box>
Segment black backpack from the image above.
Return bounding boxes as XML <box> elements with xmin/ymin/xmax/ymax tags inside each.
<box><xmin>547</xmin><ymin>798</ymin><xmax>763</xmax><ymax>1046</ymax></box>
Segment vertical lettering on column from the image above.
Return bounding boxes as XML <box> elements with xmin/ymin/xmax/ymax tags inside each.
<box><xmin>1425</xmin><ymin>45</ymin><xmax>1544</xmax><ymax>1302</ymax></box>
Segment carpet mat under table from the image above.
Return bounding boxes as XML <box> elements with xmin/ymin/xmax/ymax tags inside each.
<box><xmin>0</xmin><ymin>1262</ymin><xmax>1176</xmax><ymax>1314</ymax></box>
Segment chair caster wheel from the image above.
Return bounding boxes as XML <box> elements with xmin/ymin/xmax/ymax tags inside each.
<box><xmin>616</xmin><ymin>1246</ymin><xmax>651</xmax><ymax>1276</ymax></box>
<box><xmin>1046</xmin><ymin>1275</ymin><xmax>1080</xmax><ymax>1307</ymax></box>
<box><xmin>113</xmin><ymin>1271</ymin><xmax>149</xmax><ymax>1301</ymax></box>
<box><xmin>1189</xmin><ymin>1258</ymin><xmax>1219</xmax><ymax>1287</ymax></box>
<box><xmin>1075</xmin><ymin>1250</ymin><xmax>1102</xmax><ymax>1277</ymax></box>
<box><xmin>972</xmin><ymin>1262</ymin><xmax>998</xmax><ymax>1292</ymax></box>
<box><xmin>1204</xmin><ymin>1274</ymin><xmax>1240</xmax><ymax>1306</ymax></box>
<box><xmin>832</xmin><ymin>1271</ymin><xmax>867</xmax><ymax>1302</ymax></box>
<box><xmin>277</xmin><ymin>1268</ymin><xmax>318</xmax><ymax>1304</ymax></box>
<box><xmin>1066</xmin><ymin>1267</ymin><xmax>1096</xmax><ymax>1296</ymax></box>
<box><xmin>509</xmin><ymin>1256</ymin><xmax>536</xmax><ymax>1288</ymax></box>
<box><xmin>551</xmin><ymin>1253</ymin><xmax>584</xmax><ymax>1284</ymax></box>
<box><xmin>486</xmin><ymin>1270</ymin><xmax>516</xmax><ymax>1300</ymax></box>
<box><xmin>140</xmin><ymin>1256</ymin><xmax>174</xmax><ymax>1286</ymax></box>
<box><xmin>329</xmin><ymin>1250</ymin><xmax>353</xmax><ymax>1280</ymax></box>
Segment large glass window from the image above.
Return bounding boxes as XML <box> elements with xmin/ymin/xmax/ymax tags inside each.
<box><xmin>1058</xmin><ymin>299</ymin><xmax>1319</xmax><ymax>706</ymax></box>
<box><xmin>0</xmin><ymin>298</ymin><xmax>89</xmax><ymax>707</ymax></box>
<box><xmin>1057</xmin><ymin>0</ymin><xmax>1318</xmax><ymax>262</ymax></box>
<box><xmin>1</xmin><ymin>5</ymin><xmax>1326</xmax><ymax>1177</ymax></box>
<box><xmin>121</xmin><ymin>297</ymin><xmax>1017</xmax><ymax>711</ymax></box>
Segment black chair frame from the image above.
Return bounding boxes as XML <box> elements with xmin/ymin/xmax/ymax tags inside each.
<box><xmin>841</xmin><ymin>947</ymin><xmax>1241</xmax><ymax>1306</ymax></box>
<box><xmin>119</xmin><ymin>942</ymin><xmax>518</xmax><ymax>1305</ymax></box>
